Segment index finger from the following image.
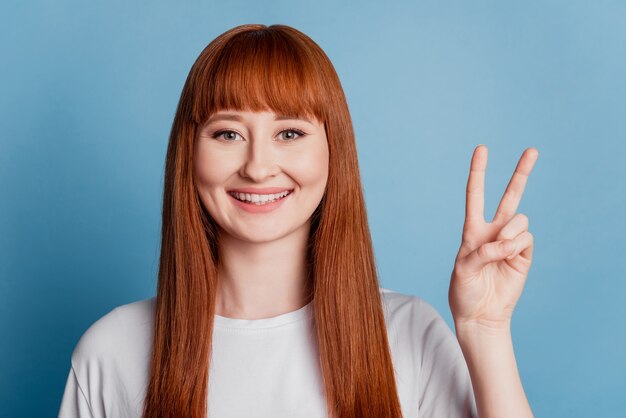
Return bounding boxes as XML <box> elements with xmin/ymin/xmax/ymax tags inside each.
<box><xmin>465</xmin><ymin>145</ymin><xmax>487</xmax><ymax>223</ymax></box>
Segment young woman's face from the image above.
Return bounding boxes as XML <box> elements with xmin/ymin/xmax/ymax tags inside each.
<box><xmin>194</xmin><ymin>110</ymin><xmax>329</xmax><ymax>243</ymax></box>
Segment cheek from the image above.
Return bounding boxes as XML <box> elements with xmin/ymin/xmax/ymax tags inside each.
<box><xmin>194</xmin><ymin>146</ymin><xmax>238</xmax><ymax>187</ymax></box>
<box><xmin>286</xmin><ymin>143</ymin><xmax>329</xmax><ymax>187</ymax></box>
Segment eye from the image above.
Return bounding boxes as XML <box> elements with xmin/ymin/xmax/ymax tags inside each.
<box><xmin>278</xmin><ymin>128</ymin><xmax>306</xmax><ymax>141</ymax></box>
<box><xmin>212</xmin><ymin>130</ymin><xmax>242</xmax><ymax>142</ymax></box>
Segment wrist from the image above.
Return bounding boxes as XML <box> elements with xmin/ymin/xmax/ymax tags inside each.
<box><xmin>454</xmin><ymin>319</ymin><xmax>512</xmax><ymax>346</ymax></box>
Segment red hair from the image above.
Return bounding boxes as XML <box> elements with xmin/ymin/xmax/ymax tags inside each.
<box><xmin>142</xmin><ymin>24</ymin><xmax>403</xmax><ymax>418</ymax></box>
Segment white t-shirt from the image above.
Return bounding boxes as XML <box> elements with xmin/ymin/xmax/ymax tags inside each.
<box><xmin>58</xmin><ymin>288</ymin><xmax>477</xmax><ymax>418</ymax></box>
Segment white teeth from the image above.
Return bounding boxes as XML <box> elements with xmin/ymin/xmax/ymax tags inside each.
<box><xmin>230</xmin><ymin>190</ymin><xmax>290</xmax><ymax>205</ymax></box>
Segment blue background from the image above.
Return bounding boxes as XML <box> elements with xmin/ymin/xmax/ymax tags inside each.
<box><xmin>1</xmin><ymin>1</ymin><xmax>625</xmax><ymax>416</ymax></box>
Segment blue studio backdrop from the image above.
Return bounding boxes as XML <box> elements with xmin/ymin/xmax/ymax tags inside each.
<box><xmin>1</xmin><ymin>1</ymin><xmax>625</xmax><ymax>417</ymax></box>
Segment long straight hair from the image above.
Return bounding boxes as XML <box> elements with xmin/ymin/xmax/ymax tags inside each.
<box><xmin>142</xmin><ymin>24</ymin><xmax>403</xmax><ymax>418</ymax></box>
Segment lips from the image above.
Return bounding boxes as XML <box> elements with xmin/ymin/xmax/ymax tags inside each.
<box><xmin>227</xmin><ymin>188</ymin><xmax>292</xmax><ymax>213</ymax></box>
<box><xmin>227</xmin><ymin>187</ymin><xmax>293</xmax><ymax>194</ymax></box>
<box><xmin>229</xmin><ymin>190</ymin><xmax>291</xmax><ymax>204</ymax></box>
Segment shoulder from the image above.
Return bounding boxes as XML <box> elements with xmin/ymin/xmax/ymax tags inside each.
<box><xmin>378</xmin><ymin>288</ymin><xmax>477</xmax><ymax>416</ymax></box>
<box><xmin>378</xmin><ymin>287</ymin><xmax>445</xmax><ymax>330</ymax></box>
<box><xmin>378</xmin><ymin>287</ymin><xmax>457</xmax><ymax>359</ymax></box>
<box><xmin>62</xmin><ymin>298</ymin><xmax>155</xmax><ymax>417</ymax></box>
<box><xmin>70</xmin><ymin>297</ymin><xmax>156</xmax><ymax>379</ymax></box>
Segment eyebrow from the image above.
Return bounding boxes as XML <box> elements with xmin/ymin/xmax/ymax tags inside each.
<box><xmin>205</xmin><ymin>113</ymin><xmax>314</xmax><ymax>125</ymax></box>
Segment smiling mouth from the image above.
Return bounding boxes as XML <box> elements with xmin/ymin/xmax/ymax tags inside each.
<box><xmin>228</xmin><ymin>190</ymin><xmax>292</xmax><ymax>205</ymax></box>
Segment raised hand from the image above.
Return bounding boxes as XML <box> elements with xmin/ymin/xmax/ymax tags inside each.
<box><xmin>449</xmin><ymin>145</ymin><xmax>539</xmax><ymax>330</ymax></box>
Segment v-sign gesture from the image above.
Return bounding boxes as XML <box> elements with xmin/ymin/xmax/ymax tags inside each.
<box><xmin>449</xmin><ymin>145</ymin><xmax>539</xmax><ymax>330</ymax></box>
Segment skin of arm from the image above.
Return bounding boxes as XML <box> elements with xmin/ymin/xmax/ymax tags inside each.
<box><xmin>447</xmin><ymin>145</ymin><xmax>539</xmax><ymax>417</ymax></box>
<box><xmin>455</xmin><ymin>321</ymin><xmax>533</xmax><ymax>418</ymax></box>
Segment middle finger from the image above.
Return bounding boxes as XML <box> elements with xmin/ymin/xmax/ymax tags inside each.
<box><xmin>492</xmin><ymin>148</ymin><xmax>538</xmax><ymax>223</ymax></box>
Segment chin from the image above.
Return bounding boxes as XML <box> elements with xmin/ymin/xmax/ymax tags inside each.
<box><xmin>227</xmin><ymin>224</ymin><xmax>294</xmax><ymax>244</ymax></box>
<box><xmin>216</xmin><ymin>216</ymin><xmax>311</xmax><ymax>245</ymax></box>
<box><xmin>239</xmin><ymin>231</ymin><xmax>292</xmax><ymax>244</ymax></box>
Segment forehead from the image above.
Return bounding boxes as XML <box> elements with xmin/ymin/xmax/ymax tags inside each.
<box><xmin>191</xmin><ymin>52</ymin><xmax>327</xmax><ymax>126</ymax></box>
<box><xmin>188</xmin><ymin>28</ymin><xmax>338</xmax><ymax>127</ymax></box>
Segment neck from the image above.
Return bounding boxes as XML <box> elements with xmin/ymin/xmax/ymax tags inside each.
<box><xmin>214</xmin><ymin>222</ymin><xmax>312</xmax><ymax>319</ymax></box>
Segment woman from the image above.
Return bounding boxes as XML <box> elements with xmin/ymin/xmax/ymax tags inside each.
<box><xmin>59</xmin><ymin>24</ymin><xmax>538</xmax><ymax>418</ymax></box>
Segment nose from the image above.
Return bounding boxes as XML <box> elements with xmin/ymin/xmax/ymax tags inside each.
<box><xmin>239</xmin><ymin>135</ymin><xmax>280</xmax><ymax>182</ymax></box>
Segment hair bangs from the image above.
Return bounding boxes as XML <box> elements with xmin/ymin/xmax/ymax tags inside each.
<box><xmin>190</xmin><ymin>29</ymin><xmax>328</xmax><ymax>126</ymax></box>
